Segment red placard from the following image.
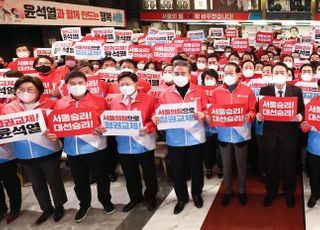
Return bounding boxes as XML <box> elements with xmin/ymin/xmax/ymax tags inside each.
<box><xmin>12</xmin><ymin>57</ymin><xmax>37</xmax><ymax>74</ymax></box>
<box><xmin>231</xmin><ymin>38</ymin><xmax>249</xmax><ymax>52</ymax></box>
<box><xmin>272</xmin><ymin>39</ymin><xmax>282</xmax><ymax>48</ymax></box>
<box><xmin>259</xmin><ymin>96</ymin><xmax>297</xmax><ymax>122</ymax></box>
<box><xmin>255</xmin><ymin>31</ymin><xmax>273</xmax><ymax>44</ymax></box>
<box><xmin>182</xmin><ymin>40</ymin><xmax>202</xmax><ymax>55</ymax></box>
<box><xmin>41</xmin><ymin>78</ymin><xmax>54</xmax><ymax>98</ymax></box>
<box><xmin>47</xmin><ymin>108</ymin><xmax>99</xmax><ymax>138</ymax></box>
<box><xmin>86</xmin><ymin>75</ymin><xmax>103</xmax><ymax>95</ymax></box>
<box><xmin>225</xmin><ymin>28</ymin><xmax>238</xmax><ymax>39</ymax></box>
<box><xmin>208</xmin><ymin>104</ymin><xmax>246</xmax><ymax>127</ymax></box>
<box><xmin>128</xmin><ymin>44</ymin><xmax>152</xmax><ymax>62</ymax></box>
<box><xmin>80</xmin><ymin>35</ymin><xmax>106</xmax><ymax>45</ymax></box>
<box><xmin>282</xmin><ymin>40</ymin><xmax>297</xmax><ymax>55</ymax></box>
<box><xmin>305</xmin><ymin>99</ymin><xmax>320</xmax><ymax>131</ymax></box>
<box><xmin>172</xmin><ymin>36</ymin><xmax>191</xmax><ymax>49</ymax></box>
<box><xmin>152</xmin><ymin>43</ymin><xmax>177</xmax><ymax>62</ymax></box>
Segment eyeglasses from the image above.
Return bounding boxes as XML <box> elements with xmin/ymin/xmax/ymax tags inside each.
<box><xmin>16</xmin><ymin>87</ymin><xmax>37</xmax><ymax>93</ymax></box>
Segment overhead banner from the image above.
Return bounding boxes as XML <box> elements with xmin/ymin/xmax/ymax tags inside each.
<box><xmin>60</xmin><ymin>27</ymin><xmax>82</xmax><ymax>41</ymax></box>
<box><xmin>208</xmin><ymin>104</ymin><xmax>246</xmax><ymax>127</ymax></box>
<box><xmin>47</xmin><ymin>108</ymin><xmax>99</xmax><ymax>138</ymax></box>
<box><xmin>0</xmin><ymin>0</ymin><xmax>125</xmax><ymax>27</ymax></box>
<box><xmin>0</xmin><ymin>78</ymin><xmax>18</xmax><ymax>98</ymax></box>
<box><xmin>0</xmin><ymin>109</ymin><xmax>47</xmax><ymax>144</ymax></box>
<box><xmin>100</xmin><ymin>110</ymin><xmax>143</xmax><ymax>136</ymax></box>
<box><xmin>155</xmin><ymin>102</ymin><xmax>198</xmax><ymax>130</ymax></box>
<box><xmin>305</xmin><ymin>100</ymin><xmax>320</xmax><ymax>131</ymax></box>
<box><xmin>259</xmin><ymin>96</ymin><xmax>298</xmax><ymax>122</ymax></box>
<box><xmin>74</xmin><ymin>42</ymin><xmax>103</xmax><ymax>60</ymax></box>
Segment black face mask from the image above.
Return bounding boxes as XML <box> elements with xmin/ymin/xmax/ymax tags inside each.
<box><xmin>36</xmin><ymin>65</ymin><xmax>51</xmax><ymax>73</ymax></box>
<box><xmin>0</xmin><ymin>63</ymin><xmax>4</xmax><ymax>69</ymax></box>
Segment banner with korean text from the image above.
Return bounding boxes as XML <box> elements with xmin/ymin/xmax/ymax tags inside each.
<box><xmin>0</xmin><ymin>78</ymin><xmax>18</xmax><ymax>98</ymax></box>
<box><xmin>100</xmin><ymin>110</ymin><xmax>142</xmax><ymax>136</ymax></box>
<box><xmin>0</xmin><ymin>109</ymin><xmax>47</xmax><ymax>144</ymax></box>
<box><xmin>259</xmin><ymin>96</ymin><xmax>298</xmax><ymax>122</ymax></box>
<box><xmin>208</xmin><ymin>104</ymin><xmax>246</xmax><ymax>127</ymax></box>
<box><xmin>47</xmin><ymin>108</ymin><xmax>99</xmax><ymax>137</ymax></box>
<box><xmin>305</xmin><ymin>99</ymin><xmax>320</xmax><ymax>131</ymax></box>
<box><xmin>155</xmin><ymin>102</ymin><xmax>198</xmax><ymax>130</ymax></box>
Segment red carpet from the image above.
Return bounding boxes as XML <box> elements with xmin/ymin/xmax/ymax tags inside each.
<box><xmin>201</xmin><ymin>176</ymin><xmax>305</xmax><ymax>230</ymax></box>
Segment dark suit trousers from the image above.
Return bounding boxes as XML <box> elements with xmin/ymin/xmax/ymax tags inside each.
<box><xmin>119</xmin><ymin>150</ymin><xmax>158</xmax><ymax>202</ymax></box>
<box><xmin>307</xmin><ymin>152</ymin><xmax>320</xmax><ymax>197</ymax></box>
<box><xmin>263</xmin><ymin>135</ymin><xmax>297</xmax><ymax>199</ymax></box>
<box><xmin>0</xmin><ymin>160</ymin><xmax>21</xmax><ymax>213</ymax></box>
<box><xmin>68</xmin><ymin>150</ymin><xmax>111</xmax><ymax>208</ymax></box>
<box><xmin>22</xmin><ymin>153</ymin><xmax>67</xmax><ymax>210</ymax></box>
<box><xmin>168</xmin><ymin>144</ymin><xmax>204</xmax><ymax>202</ymax></box>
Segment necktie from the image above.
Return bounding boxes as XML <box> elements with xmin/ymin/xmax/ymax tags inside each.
<box><xmin>278</xmin><ymin>90</ymin><xmax>283</xmax><ymax>97</ymax></box>
<box><xmin>127</xmin><ymin>96</ymin><xmax>132</xmax><ymax>108</ymax></box>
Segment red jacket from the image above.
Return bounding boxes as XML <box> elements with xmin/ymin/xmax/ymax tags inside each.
<box><xmin>110</xmin><ymin>90</ymin><xmax>156</xmax><ymax>134</ymax></box>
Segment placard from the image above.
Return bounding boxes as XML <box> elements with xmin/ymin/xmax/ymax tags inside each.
<box><xmin>231</xmin><ymin>38</ymin><xmax>249</xmax><ymax>52</ymax></box>
<box><xmin>0</xmin><ymin>109</ymin><xmax>47</xmax><ymax>144</ymax></box>
<box><xmin>33</xmin><ymin>48</ymin><xmax>52</xmax><ymax>57</ymax></box>
<box><xmin>60</xmin><ymin>27</ymin><xmax>82</xmax><ymax>41</ymax></box>
<box><xmin>225</xmin><ymin>28</ymin><xmax>238</xmax><ymax>39</ymax></box>
<box><xmin>95</xmin><ymin>69</ymin><xmax>121</xmax><ymax>84</ymax></box>
<box><xmin>294</xmin><ymin>81</ymin><xmax>319</xmax><ymax>104</ymax></box>
<box><xmin>313</xmin><ymin>27</ymin><xmax>320</xmax><ymax>42</ymax></box>
<box><xmin>255</xmin><ymin>31</ymin><xmax>273</xmax><ymax>44</ymax></box>
<box><xmin>47</xmin><ymin>108</ymin><xmax>99</xmax><ymax>138</ymax></box>
<box><xmin>146</xmin><ymin>34</ymin><xmax>168</xmax><ymax>46</ymax></box>
<box><xmin>136</xmin><ymin>70</ymin><xmax>162</xmax><ymax>98</ymax></box>
<box><xmin>128</xmin><ymin>44</ymin><xmax>152</xmax><ymax>62</ymax></box>
<box><xmin>209</xmin><ymin>28</ymin><xmax>224</xmax><ymax>38</ymax></box>
<box><xmin>74</xmin><ymin>42</ymin><xmax>103</xmax><ymax>60</ymax></box>
<box><xmin>102</xmin><ymin>43</ymin><xmax>130</xmax><ymax>61</ymax></box>
<box><xmin>100</xmin><ymin>110</ymin><xmax>142</xmax><ymax>136</ymax></box>
<box><xmin>155</xmin><ymin>102</ymin><xmax>198</xmax><ymax>130</ymax></box>
<box><xmin>158</xmin><ymin>30</ymin><xmax>176</xmax><ymax>41</ymax></box>
<box><xmin>11</xmin><ymin>57</ymin><xmax>37</xmax><ymax>74</ymax></box>
<box><xmin>246</xmin><ymin>78</ymin><xmax>272</xmax><ymax>97</ymax></box>
<box><xmin>281</xmin><ymin>40</ymin><xmax>297</xmax><ymax>55</ymax></box>
<box><xmin>0</xmin><ymin>78</ymin><xmax>18</xmax><ymax>98</ymax></box>
<box><xmin>259</xmin><ymin>96</ymin><xmax>297</xmax><ymax>122</ymax></box>
<box><xmin>293</xmin><ymin>43</ymin><xmax>313</xmax><ymax>59</ymax></box>
<box><xmin>214</xmin><ymin>40</ymin><xmax>230</xmax><ymax>52</ymax></box>
<box><xmin>52</xmin><ymin>41</ymin><xmax>74</xmax><ymax>56</ymax></box>
<box><xmin>0</xmin><ymin>69</ymin><xmax>11</xmax><ymax>77</ymax></box>
<box><xmin>208</xmin><ymin>104</ymin><xmax>246</xmax><ymax>127</ymax></box>
<box><xmin>115</xmin><ymin>29</ymin><xmax>133</xmax><ymax>42</ymax></box>
<box><xmin>305</xmin><ymin>99</ymin><xmax>320</xmax><ymax>131</ymax></box>
<box><xmin>182</xmin><ymin>40</ymin><xmax>202</xmax><ymax>55</ymax></box>
<box><xmin>79</xmin><ymin>35</ymin><xmax>106</xmax><ymax>45</ymax></box>
<box><xmin>91</xmin><ymin>27</ymin><xmax>115</xmax><ymax>43</ymax></box>
<box><xmin>151</xmin><ymin>43</ymin><xmax>177</xmax><ymax>62</ymax></box>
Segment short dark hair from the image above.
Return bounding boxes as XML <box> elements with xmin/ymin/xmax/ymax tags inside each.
<box><xmin>224</xmin><ymin>62</ymin><xmax>241</xmax><ymax>73</ymax></box>
<box><xmin>290</xmin><ymin>26</ymin><xmax>299</xmax><ymax>32</ymax></box>
<box><xmin>196</xmin><ymin>54</ymin><xmax>207</xmax><ymax>61</ymax></box>
<box><xmin>15</xmin><ymin>43</ymin><xmax>31</xmax><ymax>52</ymax></box>
<box><xmin>263</xmin><ymin>63</ymin><xmax>273</xmax><ymax>68</ymax></box>
<box><xmin>101</xmin><ymin>57</ymin><xmax>116</xmax><ymax>65</ymax></box>
<box><xmin>173</xmin><ymin>60</ymin><xmax>191</xmax><ymax>72</ymax></box>
<box><xmin>117</xmin><ymin>72</ymin><xmax>138</xmax><ymax>83</ymax></box>
<box><xmin>241</xmin><ymin>60</ymin><xmax>254</xmax><ymax>68</ymax></box>
<box><xmin>33</xmin><ymin>55</ymin><xmax>55</xmax><ymax>68</ymax></box>
<box><xmin>73</xmin><ymin>61</ymin><xmax>94</xmax><ymax>72</ymax></box>
<box><xmin>271</xmin><ymin>62</ymin><xmax>288</xmax><ymax>72</ymax></box>
<box><xmin>119</xmin><ymin>59</ymin><xmax>137</xmax><ymax>69</ymax></box>
<box><xmin>228</xmin><ymin>52</ymin><xmax>240</xmax><ymax>60</ymax></box>
<box><xmin>254</xmin><ymin>61</ymin><xmax>264</xmax><ymax>67</ymax></box>
<box><xmin>300</xmin><ymin>63</ymin><xmax>314</xmax><ymax>73</ymax></box>
<box><xmin>162</xmin><ymin>64</ymin><xmax>173</xmax><ymax>72</ymax></box>
<box><xmin>171</xmin><ymin>54</ymin><xmax>187</xmax><ymax>63</ymax></box>
<box><xmin>4</xmin><ymin>70</ymin><xmax>24</xmax><ymax>78</ymax></box>
<box><xmin>144</xmin><ymin>61</ymin><xmax>160</xmax><ymax>71</ymax></box>
<box><xmin>201</xmin><ymin>69</ymin><xmax>218</xmax><ymax>86</ymax></box>
<box><xmin>224</xmin><ymin>46</ymin><xmax>233</xmax><ymax>52</ymax></box>
<box><xmin>207</xmin><ymin>53</ymin><xmax>218</xmax><ymax>60</ymax></box>
<box><xmin>64</xmin><ymin>71</ymin><xmax>87</xmax><ymax>84</ymax></box>
<box><xmin>14</xmin><ymin>76</ymin><xmax>44</xmax><ymax>101</ymax></box>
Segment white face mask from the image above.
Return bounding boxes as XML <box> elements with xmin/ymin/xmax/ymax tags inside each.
<box><xmin>146</xmin><ymin>69</ymin><xmax>154</xmax><ymax>72</ymax></box>
<box><xmin>162</xmin><ymin>73</ymin><xmax>174</xmax><ymax>83</ymax></box>
<box><xmin>68</xmin><ymin>85</ymin><xmax>87</xmax><ymax>97</ymax></box>
<box><xmin>197</xmin><ymin>63</ymin><xmax>206</xmax><ymax>70</ymax></box>
<box><xmin>208</xmin><ymin>64</ymin><xmax>218</xmax><ymax>71</ymax></box>
<box><xmin>202</xmin><ymin>46</ymin><xmax>207</xmax><ymax>51</ymax></box>
<box><xmin>121</xmin><ymin>68</ymin><xmax>134</xmax><ymax>73</ymax></box>
<box><xmin>294</xmin><ymin>58</ymin><xmax>300</xmax><ymax>63</ymax></box>
<box><xmin>93</xmin><ymin>64</ymin><xmax>100</xmax><ymax>70</ymax></box>
<box><xmin>255</xmin><ymin>70</ymin><xmax>263</xmax><ymax>74</ymax></box>
<box><xmin>262</xmin><ymin>75</ymin><xmax>273</xmax><ymax>81</ymax></box>
<box><xmin>225</xmin><ymin>52</ymin><xmax>231</xmax><ymax>57</ymax></box>
<box><xmin>224</xmin><ymin>74</ymin><xmax>237</xmax><ymax>86</ymax></box>
<box><xmin>301</xmin><ymin>73</ymin><xmax>313</xmax><ymax>82</ymax></box>
<box><xmin>205</xmin><ymin>79</ymin><xmax>216</xmax><ymax>86</ymax></box>
<box><xmin>272</xmin><ymin>74</ymin><xmax>287</xmax><ymax>85</ymax></box>
<box><xmin>231</xmin><ymin>60</ymin><xmax>239</xmax><ymax>65</ymax></box>
<box><xmin>174</xmin><ymin>75</ymin><xmax>189</xmax><ymax>87</ymax></box>
<box><xmin>16</xmin><ymin>51</ymin><xmax>29</xmax><ymax>58</ymax></box>
<box><xmin>137</xmin><ymin>63</ymin><xmax>145</xmax><ymax>70</ymax></box>
<box><xmin>105</xmin><ymin>67</ymin><xmax>116</xmax><ymax>71</ymax></box>
<box><xmin>120</xmin><ymin>85</ymin><xmax>136</xmax><ymax>96</ymax></box>
<box><xmin>243</xmin><ymin>69</ymin><xmax>254</xmax><ymax>78</ymax></box>
<box><xmin>284</xmin><ymin>62</ymin><xmax>293</xmax><ymax>68</ymax></box>
<box><xmin>207</xmin><ymin>50</ymin><xmax>214</xmax><ymax>54</ymax></box>
<box><xmin>17</xmin><ymin>92</ymin><xmax>37</xmax><ymax>103</ymax></box>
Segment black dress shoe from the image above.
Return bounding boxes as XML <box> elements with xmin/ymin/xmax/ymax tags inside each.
<box><xmin>6</xmin><ymin>209</ymin><xmax>20</xmax><ymax>224</ymax></box>
<box><xmin>307</xmin><ymin>196</ymin><xmax>319</xmax><ymax>208</ymax></box>
<box><xmin>238</xmin><ymin>193</ymin><xmax>248</xmax><ymax>206</ymax></box>
<box><xmin>146</xmin><ymin>199</ymin><xmax>157</xmax><ymax>211</ymax></box>
<box><xmin>36</xmin><ymin>206</ymin><xmax>54</xmax><ymax>225</ymax></box>
<box><xmin>205</xmin><ymin>169</ymin><xmax>214</xmax><ymax>179</ymax></box>
<box><xmin>53</xmin><ymin>206</ymin><xmax>64</xmax><ymax>222</ymax></box>
<box><xmin>0</xmin><ymin>211</ymin><xmax>7</xmax><ymax>222</ymax></box>
<box><xmin>109</xmin><ymin>173</ymin><xmax>118</xmax><ymax>182</ymax></box>
<box><xmin>263</xmin><ymin>195</ymin><xmax>275</xmax><ymax>207</ymax></box>
<box><xmin>122</xmin><ymin>199</ymin><xmax>142</xmax><ymax>212</ymax></box>
<box><xmin>192</xmin><ymin>195</ymin><xmax>203</xmax><ymax>208</ymax></box>
<box><xmin>286</xmin><ymin>197</ymin><xmax>295</xmax><ymax>208</ymax></box>
<box><xmin>222</xmin><ymin>193</ymin><xmax>233</xmax><ymax>207</ymax></box>
<box><xmin>217</xmin><ymin>170</ymin><xmax>223</xmax><ymax>179</ymax></box>
<box><xmin>174</xmin><ymin>201</ymin><xmax>187</xmax><ymax>215</ymax></box>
